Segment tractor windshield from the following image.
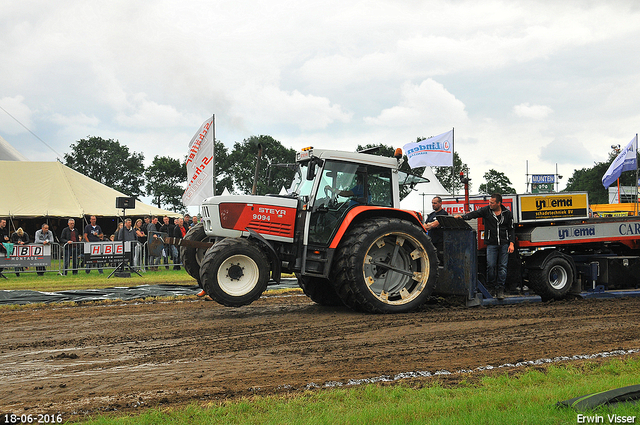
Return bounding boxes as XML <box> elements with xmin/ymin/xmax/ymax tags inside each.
<box><xmin>287</xmin><ymin>163</ymin><xmax>314</xmax><ymax>199</ymax></box>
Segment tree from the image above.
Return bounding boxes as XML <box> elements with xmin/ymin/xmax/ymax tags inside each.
<box><xmin>356</xmin><ymin>144</ymin><xmax>424</xmax><ymax>200</ymax></box>
<box><xmin>433</xmin><ymin>151</ymin><xmax>469</xmax><ymax>195</ymax></box>
<box><xmin>145</xmin><ymin>156</ymin><xmax>186</xmax><ymax>212</ymax></box>
<box><xmin>212</xmin><ymin>139</ymin><xmax>234</xmax><ymax>196</ymax></box>
<box><xmin>565</xmin><ymin>149</ymin><xmax>640</xmax><ymax>204</ymax></box>
<box><xmin>64</xmin><ymin>136</ymin><xmax>145</xmax><ymax>197</ymax></box>
<box><xmin>478</xmin><ymin>169</ymin><xmax>516</xmax><ymax>195</ymax></box>
<box><xmin>226</xmin><ymin>135</ymin><xmax>296</xmax><ymax>195</ymax></box>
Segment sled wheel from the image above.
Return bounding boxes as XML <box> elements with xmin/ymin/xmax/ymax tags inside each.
<box><xmin>529</xmin><ymin>256</ymin><xmax>574</xmax><ymax>300</ymax></box>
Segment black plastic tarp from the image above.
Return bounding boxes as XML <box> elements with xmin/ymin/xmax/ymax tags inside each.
<box><xmin>0</xmin><ymin>279</ymin><xmax>299</xmax><ymax>305</ymax></box>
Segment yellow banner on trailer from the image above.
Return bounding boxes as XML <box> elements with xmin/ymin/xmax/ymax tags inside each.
<box><xmin>519</xmin><ymin>193</ymin><xmax>589</xmax><ymax>222</ymax></box>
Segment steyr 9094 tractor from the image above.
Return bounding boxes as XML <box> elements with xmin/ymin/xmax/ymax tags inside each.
<box><xmin>179</xmin><ymin>147</ymin><xmax>438</xmax><ymax>313</ymax></box>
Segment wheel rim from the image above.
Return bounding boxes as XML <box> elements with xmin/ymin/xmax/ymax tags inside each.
<box><xmin>548</xmin><ymin>265</ymin><xmax>568</xmax><ymax>290</ymax></box>
<box><xmin>362</xmin><ymin>232</ymin><xmax>430</xmax><ymax>305</ymax></box>
<box><xmin>217</xmin><ymin>254</ymin><xmax>260</xmax><ymax>296</ymax></box>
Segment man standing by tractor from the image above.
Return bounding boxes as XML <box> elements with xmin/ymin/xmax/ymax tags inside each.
<box><xmin>424</xmin><ymin>196</ymin><xmax>448</xmax><ymax>264</ymax></box>
<box><xmin>455</xmin><ymin>193</ymin><xmax>514</xmax><ymax>300</ymax></box>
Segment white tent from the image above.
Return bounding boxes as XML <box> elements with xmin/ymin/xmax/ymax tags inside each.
<box><xmin>0</xmin><ymin>135</ymin><xmax>28</xmax><ymax>161</ymax></box>
<box><xmin>400</xmin><ymin>167</ymin><xmax>450</xmax><ymax>216</ymax></box>
<box><xmin>0</xmin><ymin>161</ymin><xmax>180</xmax><ymax>218</ymax></box>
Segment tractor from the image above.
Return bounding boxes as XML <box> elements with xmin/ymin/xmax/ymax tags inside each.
<box><xmin>179</xmin><ymin>146</ymin><xmax>438</xmax><ymax>313</ymax></box>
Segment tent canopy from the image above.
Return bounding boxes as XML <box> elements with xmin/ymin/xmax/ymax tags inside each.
<box><xmin>0</xmin><ymin>161</ymin><xmax>181</xmax><ymax>218</ymax></box>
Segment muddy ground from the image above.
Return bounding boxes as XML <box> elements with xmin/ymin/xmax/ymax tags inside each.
<box><xmin>1</xmin><ymin>292</ymin><xmax>640</xmax><ymax>422</ymax></box>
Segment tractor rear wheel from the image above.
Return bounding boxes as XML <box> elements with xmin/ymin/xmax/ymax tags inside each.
<box><xmin>332</xmin><ymin>217</ymin><xmax>438</xmax><ymax>313</ymax></box>
<box><xmin>296</xmin><ymin>274</ymin><xmax>344</xmax><ymax>306</ymax></box>
<box><xmin>180</xmin><ymin>223</ymin><xmax>209</xmax><ymax>288</ymax></box>
<box><xmin>200</xmin><ymin>238</ymin><xmax>270</xmax><ymax>307</ymax></box>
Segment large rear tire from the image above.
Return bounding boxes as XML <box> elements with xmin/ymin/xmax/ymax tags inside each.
<box><xmin>332</xmin><ymin>217</ymin><xmax>438</xmax><ymax>313</ymax></box>
<box><xmin>180</xmin><ymin>223</ymin><xmax>209</xmax><ymax>288</ymax></box>
<box><xmin>200</xmin><ymin>238</ymin><xmax>270</xmax><ymax>307</ymax></box>
<box><xmin>528</xmin><ymin>256</ymin><xmax>574</xmax><ymax>300</ymax></box>
<box><xmin>296</xmin><ymin>274</ymin><xmax>344</xmax><ymax>306</ymax></box>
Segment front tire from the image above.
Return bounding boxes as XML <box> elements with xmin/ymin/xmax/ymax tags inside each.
<box><xmin>200</xmin><ymin>238</ymin><xmax>270</xmax><ymax>307</ymax></box>
<box><xmin>528</xmin><ymin>256</ymin><xmax>574</xmax><ymax>300</ymax></box>
<box><xmin>332</xmin><ymin>217</ymin><xmax>438</xmax><ymax>313</ymax></box>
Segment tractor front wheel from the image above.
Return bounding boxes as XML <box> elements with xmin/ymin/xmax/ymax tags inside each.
<box><xmin>200</xmin><ymin>238</ymin><xmax>270</xmax><ymax>307</ymax></box>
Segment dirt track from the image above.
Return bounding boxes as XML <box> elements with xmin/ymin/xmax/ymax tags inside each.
<box><xmin>1</xmin><ymin>292</ymin><xmax>640</xmax><ymax>421</ymax></box>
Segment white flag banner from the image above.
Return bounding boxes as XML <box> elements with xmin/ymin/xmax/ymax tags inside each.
<box><xmin>403</xmin><ymin>129</ymin><xmax>454</xmax><ymax>168</ymax></box>
<box><xmin>602</xmin><ymin>135</ymin><xmax>638</xmax><ymax>188</ymax></box>
<box><xmin>182</xmin><ymin>116</ymin><xmax>215</xmax><ymax>207</ymax></box>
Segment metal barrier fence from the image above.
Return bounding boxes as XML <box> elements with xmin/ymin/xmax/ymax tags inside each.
<box><xmin>0</xmin><ymin>242</ymin><xmax>183</xmax><ymax>277</ymax></box>
<box><xmin>59</xmin><ymin>241</ymin><xmax>183</xmax><ymax>275</ymax></box>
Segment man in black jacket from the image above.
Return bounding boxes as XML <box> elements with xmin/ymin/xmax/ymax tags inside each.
<box><xmin>60</xmin><ymin>218</ymin><xmax>82</xmax><ymax>275</ymax></box>
<box><xmin>455</xmin><ymin>193</ymin><xmax>514</xmax><ymax>300</ymax></box>
<box><xmin>424</xmin><ymin>196</ymin><xmax>448</xmax><ymax>263</ymax></box>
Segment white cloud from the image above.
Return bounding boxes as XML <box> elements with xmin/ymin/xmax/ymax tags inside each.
<box><xmin>364</xmin><ymin>79</ymin><xmax>469</xmax><ymax>128</ymax></box>
<box><xmin>0</xmin><ymin>96</ymin><xmax>33</xmax><ymax>135</ymax></box>
<box><xmin>513</xmin><ymin>103</ymin><xmax>554</xmax><ymax>120</ymax></box>
<box><xmin>233</xmin><ymin>84</ymin><xmax>352</xmax><ymax>131</ymax></box>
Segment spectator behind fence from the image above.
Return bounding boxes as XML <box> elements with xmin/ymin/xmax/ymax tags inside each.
<box><xmin>133</xmin><ymin>218</ymin><xmax>146</xmax><ymax>271</ymax></box>
<box><xmin>147</xmin><ymin>216</ymin><xmax>161</xmax><ymax>271</ymax></box>
<box><xmin>60</xmin><ymin>219</ymin><xmax>82</xmax><ymax>276</ymax></box>
<box><xmin>0</xmin><ymin>219</ymin><xmax>9</xmax><ymax>275</ymax></box>
<box><xmin>172</xmin><ymin>217</ymin><xmax>187</xmax><ymax>270</ymax></box>
<box><xmin>10</xmin><ymin>227</ymin><xmax>29</xmax><ymax>276</ymax></box>
<box><xmin>34</xmin><ymin>223</ymin><xmax>54</xmax><ymax>276</ymax></box>
<box><xmin>84</xmin><ymin>215</ymin><xmax>104</xmax><ymax>274</ymax></box>
<box><xmin>159</xmin><ymin>216</ymin><xmax>177</xmax><ymax>270</ymax></box>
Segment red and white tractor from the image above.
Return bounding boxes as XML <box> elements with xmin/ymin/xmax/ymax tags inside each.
<box><xmin>179</xmin><ymin>147</ymin><xmax>438</xmax><ymax>313</ymax></box>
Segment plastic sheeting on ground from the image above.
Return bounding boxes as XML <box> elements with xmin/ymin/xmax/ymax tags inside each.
<box><xmin>0</xmin><ymin>279</ymin><xmax>299</xmax><ymax>305</ymax></box>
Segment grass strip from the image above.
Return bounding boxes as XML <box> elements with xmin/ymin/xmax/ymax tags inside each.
<box><xmin>75</xmin><ymin>356</ymin><xmax>640</xmax><ymax>424</ymax></box>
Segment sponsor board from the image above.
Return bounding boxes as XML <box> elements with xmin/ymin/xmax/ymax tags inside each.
<box><xmin>518</xmin><ymin>193</ymin><xmax>589</xmax><ymax>222</ymax></box>
<box><xmin>530</xmin><ymin>220</ymin><xmax>640</xmax><ymax>243</ymax></box>
<box><xmin>0</xmin><ymin>244</ymin><xmax>52</xmax><ymax>268</ymax></box>
<box><xmin>83</xmin><ymin>241</ymin><xmax>134</xmax><ymax>261</ymax></box>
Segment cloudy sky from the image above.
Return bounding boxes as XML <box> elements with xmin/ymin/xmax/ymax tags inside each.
<box><xmin>1</xmin><ymin>0</ymin><xmax>640</xmax><ymax>198</ymax></box>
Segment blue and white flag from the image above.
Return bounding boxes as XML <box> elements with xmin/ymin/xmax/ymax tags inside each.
<box><xmin>602</xmin><ymin>136</ymin><xmax>638</xmax><ymax>188</ymax></box>
<box><xmin>403</xmin><ymin>129</ymin><xmax>454</xmax><ymax>168</ymax></box>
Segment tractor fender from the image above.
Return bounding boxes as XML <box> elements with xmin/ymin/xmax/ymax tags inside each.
<box><xmin>246</xmin><ymin>228</ymin><xmax>281</xmax><ymax>284</ymax></box>
<box><xmin>328</xmin><ymin>206</ymin><xmax>426</xmax><ymax>249</ymax></box>
<box><xmin>524</xmin><ymin>249</ymin><xmax>576</xmax><ymax>275</ymax></box>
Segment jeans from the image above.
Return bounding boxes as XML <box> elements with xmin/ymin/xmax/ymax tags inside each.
<box><xmin>63</xmin><ymin>243</ymin><xmax>80</xmax><ymax>275</ymax></box>
<box><xmin>486</xmin><ymin>244</ymin><xmax>509</xmax><ymax>288</ymax></box>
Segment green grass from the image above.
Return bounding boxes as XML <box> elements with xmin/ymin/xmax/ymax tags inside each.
<box><xmin>0</xmin><ymin>266</ymin><xmax>197</xmax><ymax>292</ymax></box>
<box><xmin>74</xmin><ymin>357</ymin><xmax>640</xmax><ymax>424</ymax></box>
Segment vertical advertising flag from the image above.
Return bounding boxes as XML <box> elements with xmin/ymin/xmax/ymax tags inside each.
<box><xmin>403</xmin><ymin>129</ymin><xmax>454</xmax><ymax>168</ymax></box>
<box><xmin>602</xmin><ymin>136</ymin><xmax>638</xmax><ymax>189</ymax></box>
<box><xmin>182</xmin><ymin>116</ymin><xmax>215</xmax><ymax>207</ymax></box>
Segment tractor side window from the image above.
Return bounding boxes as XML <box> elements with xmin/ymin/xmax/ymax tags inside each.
<box><xmin>366</xmin><ymin>166</ymin><xmax>392</xmax><ymax>207</ymax></box>
<box><xmin>308</xmin><ymin>161</ymin><xmax>359</xmax><ymax>244</ymax></box>
<box><xmin>313</xmin><ymin>162</ymin><xmax>360</xmax><ymax>210</ymax></box>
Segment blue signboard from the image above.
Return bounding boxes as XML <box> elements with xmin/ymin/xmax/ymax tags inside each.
<box><xmin>532</xmin><ymin>174</ymin><xmax>555</xmax><ymax>184</ymax></box>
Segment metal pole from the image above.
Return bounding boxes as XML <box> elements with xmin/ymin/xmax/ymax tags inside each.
<box><xmin>451</xmin><ymin>127</ymin><xmax>455</xmax><ymax>196</ymax></box>
<box><xmin>212</xmin><ymin>114</ymin><xmax>216</xmax><ymax>196</ymax></box>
